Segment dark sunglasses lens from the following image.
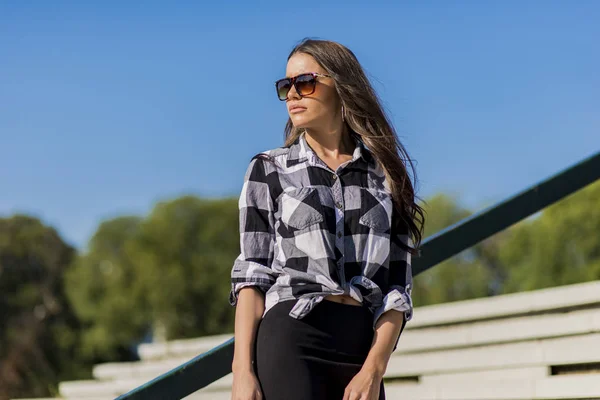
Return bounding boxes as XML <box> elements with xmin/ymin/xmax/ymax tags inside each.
<box><xmin>276</xmin><ymin>79</ymin><xmax>291</xmax><ymax>100</ymax></box>
<box><xmin>295</xmin><ymin>74</ymin><xmax>316</xmax><ymax>96</ymax></box>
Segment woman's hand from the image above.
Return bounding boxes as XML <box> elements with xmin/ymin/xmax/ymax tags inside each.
<box><xmin>343</xmin><ymin>367</ymin><xmax>383</xmax><ymax>400</ymax></box>
<box><xmin>231</xmin><ymin>368</ymin><xmax>263</xmax><ymax>400</ymax></box>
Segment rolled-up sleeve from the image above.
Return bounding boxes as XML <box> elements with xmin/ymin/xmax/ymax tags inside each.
<box><xmin>228</xmin><ymin>157</ymin><xmax>277</xmax><ymax>306</ymax></box>
<box><xmin>373</xmin><ymin>214</ymin><xmax>414</xmax><ymax>328</ymax></box>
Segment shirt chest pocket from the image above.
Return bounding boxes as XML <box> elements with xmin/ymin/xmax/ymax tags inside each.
<box><xmin>280</xmin><ymin>187</ymin><xmax>324</xmax><ymax>230</ymax></box>
<box><xmin>358</xmin><ymin>188</ymin><xmax>393</xmax><ymax>233</ymax></box>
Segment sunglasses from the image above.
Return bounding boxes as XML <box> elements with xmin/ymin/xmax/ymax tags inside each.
<box><xmin>275</xmin><ymin>72</ymin><xmax>332</xmax><ymax>101</ymax></box>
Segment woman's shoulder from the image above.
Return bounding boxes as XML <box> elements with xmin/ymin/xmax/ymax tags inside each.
<box><xmin>252</xmin><ymin>145</ymin><xmax>290</xmax><ymax>160</ymax></box>
<box><xmin>248</xmin><ymin>144</ymin><xmax>291</xmax><ymax>171</ymax></box>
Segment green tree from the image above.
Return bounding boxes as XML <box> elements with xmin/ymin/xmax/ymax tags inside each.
<box><xmin>131</xmin><ymin>195</ymin><xmax>239</xmax><ymax>340</ymax></box>
<box><xmin>0</xmin><ymin>215</ymin><xmax>83</xmax><ymax>400</ymax></box>
<box><xmin>499</xmin><ymin>180</ymin><xmax>600</xmax><ymax>293</ymax></box>
<box><xmin>67</xmin><ymin>195</ymin><xmax>240</xmax><ymax>362</ymax></box>
<box><xmin>413</xmin><ymin>194</ymin><xmax>494</xmax><ymax>306</ymax></box>
<box><xmin>65</xmin><ymin>216</ymin><xmax>147</xmax><ymax>361</ymax></box>
<box><xmin>413</xmin><ymin>180</ymin><xmax>600</xmax><ymax>307</ymax></box>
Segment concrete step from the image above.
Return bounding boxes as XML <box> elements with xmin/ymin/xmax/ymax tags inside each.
<box><xmin>137</xmin><ymin>333</ymin><xmax>232</xmax><ymax>361</ymax></box>
<box><xmin>58</xmin><ymin>376</ymin><xmax>229</xmax><ymax>399</ymax></box>
<box><xmin>93</xmin><ymin>357</ymin><xmax>190</xmax><ymax>381</ymax></box>
<box><xmin>410</xmin><ymin>280</ymin><xmax>600</xmax><ymax>328</ymax></box>
<box><xmin>91</xmin><ymin>314</ymin><xmax>600</xmax><ymax>382</ymax></box>
<box><xmin>387</xmin><ymin>332</ymin><xmax>600</xmax><ymax>377</ymax></box>
<box><xmin>385</xmin><ymin>374</ymin><xmax>600</xmax><ymax>399</ymax></box>
<box><xmin>60</xmin><ymin>332</ymin><xmax>600</xmax><ymax>398</ymax></box>
<box><xmin>419</xmin><ymin>366</ymin><xmax>549</xmax><ymax>384</ymax></box>
<box><xmin>91</xmin><ymin>358</ymin><xmax>235</xmax><ymax>391</ymax></box>
<box><xmin>133</xmin><ymin>281</ymin><xmax>600</xmax><ymax>363</ymax></box>
<box><xmin>131</xmin><ymin>307</ymin><xmax>600</xmax><ymax>363</ymax></box>
<box><xmin>59</xmin><ymin>378</ymin><xmax>147</xmax><ymax>398</ymax></box>
<box><xmin>183</xmin><ymin>392</ymin><xmax>232</xmax><ymax>400</ymax></box>
<box><xmin>400</xmin><ymin>307</ymin><xmax>600</xmax><ymax>354</ymax></box>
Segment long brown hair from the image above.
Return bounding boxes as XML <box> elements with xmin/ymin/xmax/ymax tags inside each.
<box><xmin>284</xmin><ymin>38</ymin><xmax>425</xmax><ymax>253</ymax></box>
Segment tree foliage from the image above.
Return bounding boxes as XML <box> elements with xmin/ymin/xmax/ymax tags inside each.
<box><xmin>129</xmin><ymin>195</ymin><xmax>239</xmax><ymax>340</ymax></box>
<box><xmin>498</xmin><ymin>180</ymin><xmax>600</xmax><ymax>293</ymax></box>
<box><xmin>65</xmin><ymin>216</ymin><xmax>147</xmax><ymax>361</ymax></box>
<box><xmin>412</xmin><ymin>194</ymin><xmax>493</xmax><ymax>307</ymax></box>
<box><xmin>66</xmin><ymin>195</ymin><xmax>240</xmax><ymax>362</ymax></box>
<box><xmin>0</xmin><ymin>215</ymin><xmax>83</xmax><ymax>399</ymax></box>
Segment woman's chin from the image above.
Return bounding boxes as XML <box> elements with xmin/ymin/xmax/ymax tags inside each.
<box><xmin>290</xmin><ymin>115</ymin><xmax>314</xmax><ymax>129</ymax></box>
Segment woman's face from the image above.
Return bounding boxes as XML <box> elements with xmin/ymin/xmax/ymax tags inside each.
<box><xmin>283</xmin><ymin>53</ymin><xmax>341</xmax><ymax>131</ymax></box>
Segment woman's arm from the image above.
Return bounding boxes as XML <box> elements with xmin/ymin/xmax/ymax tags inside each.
<box><xmin>363</xmin><ymin>309</ymin><xmax>405</xmax><ymax>377</ymax></box>
<box><xmin>229</xmin><ymin>156</ymin><xmax>277</xmax><ymax>370</ymax></box>
<box><xmin>231</xmin><ymin>287</ymin><xmax>265</xmax><ymax>400</ymax></box>
<box><xmin>343</xmin><ymin>310</ymin><xmax>404</xmax><ymax>400</ymax></box>
<box><xmin>229</xmin><ymin>157</ymin><xmax>277</xmax><ymax>400</ymax></box>
<box><xmin>342</xmin><ymin>309</ymin><xmax>405</xmax><ymax>400</ymax></box>
<box><xmin>232</xmin><ymin>287</ymin><xmax>266</xmax><ymax>373</ymax></box>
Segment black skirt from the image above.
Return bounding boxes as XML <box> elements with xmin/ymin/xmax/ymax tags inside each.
<box><xmin>255</xmin><ymin>299</ymin><xmax>385</xmax><ymax>400</ymax></box>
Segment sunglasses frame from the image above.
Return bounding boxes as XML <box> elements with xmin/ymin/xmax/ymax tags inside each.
<box><xmin>275</xmin><ymin>72</ymin><xmax>332</xmax><ymax>101</ymax></box>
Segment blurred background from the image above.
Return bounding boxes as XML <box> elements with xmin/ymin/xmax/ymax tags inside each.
<box><xmin>1</xmin><ymin>1</ymin><xmax>599</xmax><ymax>399</ymax></box>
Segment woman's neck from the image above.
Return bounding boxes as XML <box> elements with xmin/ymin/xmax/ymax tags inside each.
<box><xmin>304</xmin><ymin>125</ymin><xmax>354</xmax><ymax>160</ymax></box>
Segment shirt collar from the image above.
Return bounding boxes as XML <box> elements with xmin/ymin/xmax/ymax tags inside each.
<box><xmin>286</xmin><ymin>131</ymin><xmax>373</xmax><ymax>168</ymax></box>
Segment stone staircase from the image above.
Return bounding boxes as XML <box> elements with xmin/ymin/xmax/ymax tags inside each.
<box><xmin>15</xmin><ymin>280</ymin><xmax>600</xmax><ymax>399</ymax></box>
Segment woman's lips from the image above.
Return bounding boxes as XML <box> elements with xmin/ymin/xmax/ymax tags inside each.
<box><xmin>289</xmin><ymin>106</ymin><xmax>307</xmax><ymax>114</ymax></box>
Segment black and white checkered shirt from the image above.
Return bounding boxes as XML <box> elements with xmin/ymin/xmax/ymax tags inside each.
<box><xmin>229</xmin><ymin>132</ymin><xmax>413</xmax><ymax>328</ymax></box>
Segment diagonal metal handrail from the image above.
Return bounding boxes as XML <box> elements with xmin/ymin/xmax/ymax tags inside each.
<box><xmin>414</xmin><ymin>151</ymin><xmax>600</xmax><ymax>275</ymax></box>
<box><xmin>116</xmin><ymin>150</ymin><xmax>600</xmax><ymax>400</ymax></box>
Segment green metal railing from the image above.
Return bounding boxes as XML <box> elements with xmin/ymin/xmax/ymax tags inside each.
<box><xmin>117</xmin><ymin>150</ymin><xmax>600</xmax><ymax>400</ymax></box>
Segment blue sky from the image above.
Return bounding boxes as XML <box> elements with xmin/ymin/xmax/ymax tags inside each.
<box><xmin>1</xmin><ymin>1</ymin><xmax>598</xmax><ymax>249</ymax></box>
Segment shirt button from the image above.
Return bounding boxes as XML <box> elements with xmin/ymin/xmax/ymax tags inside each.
<box><xmin>332</xmin><ymin>174</ymin><xmax>337</xmax><ymax>180</ymax></box>
<box><xmin>337</xmin><ymin>231</ymin><xmax>342</xmax><ymax>238</ymax></box>
<box><xmin>336</xmin><ymin>202</ymin><xmax>343</xmax><ymax>210</ymax></box>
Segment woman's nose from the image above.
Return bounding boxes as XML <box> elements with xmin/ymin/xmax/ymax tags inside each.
<box><xmin>287</xmin><ymin>83</ymin><xmax>301</xmax><ymax>101</ymax></box>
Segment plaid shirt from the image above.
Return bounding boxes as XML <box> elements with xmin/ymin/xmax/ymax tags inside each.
<box><xmin>229</xmin><ymin>132</ymin><xmax>413</xmax><ymax>328</ymax></box>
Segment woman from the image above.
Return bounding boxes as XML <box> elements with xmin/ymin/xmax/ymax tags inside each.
<box><xmin>229</xmin><ymin>38</ymin><xmax>424</xmax><ymax>400</ymax></box>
